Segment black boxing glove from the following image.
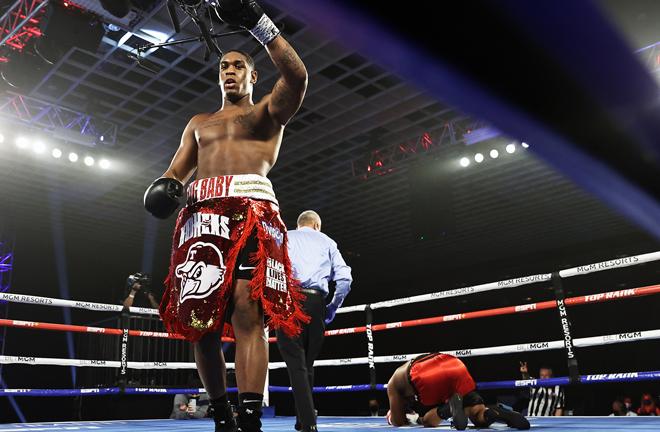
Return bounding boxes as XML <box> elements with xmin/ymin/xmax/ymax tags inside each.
<box><xmin>215</xmin><ymin>0</ymin><xmax>280</xmax><ymax>45</ymax></box>
<box><xmin>144</xmin><ymin>177</ymin><xmax>184</xmax><ymax>219</ymax></box>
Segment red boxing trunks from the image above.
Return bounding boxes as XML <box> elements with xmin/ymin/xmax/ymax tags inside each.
<box><xmin>159</xmin><ymin>174</ymin><xmax>308</xmax><ymax>343</ymax></box>
<box><xmin>407</xmin><ymin>353</ymin><xmax>477</xmax><ymax>407</ymax></box>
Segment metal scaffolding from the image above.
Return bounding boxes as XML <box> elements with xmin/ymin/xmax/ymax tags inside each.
<box><xmin>0</xmin><ymin>91</ymin><xmax>117</xmax><ymax>146</ymax></box>
<box><xmin>0</xmin><ymin>0</ymin><xmax>49</xmax><ymax>59</ymax></box>
<box><xmin>351</xmin><ymin>117</ymin><xmax>491</xmax><ymax>179</ymax></box>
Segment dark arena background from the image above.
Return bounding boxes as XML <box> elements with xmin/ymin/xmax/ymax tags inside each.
<box><xmin>1</xmin><ymin>0</ymin><xmax>660</xmax><ymax>430</ymax></box>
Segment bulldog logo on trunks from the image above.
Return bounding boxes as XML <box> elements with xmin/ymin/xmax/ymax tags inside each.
<box><xmin>176</xmin><ymin>241</ymin><xmax>226</xmax><ymax>303</ymax></box>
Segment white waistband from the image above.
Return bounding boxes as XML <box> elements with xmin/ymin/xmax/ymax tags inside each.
<box><xmin>186</xmin><ymin>174</ymin><xmax>277</xmax><ymax>206</ymax></box>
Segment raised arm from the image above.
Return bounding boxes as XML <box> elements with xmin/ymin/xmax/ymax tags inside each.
<box><xmin>520</xmin><ymin>361</ymin><xmax>530</xmax><ymax>380</ymax></box>
<box><xmin>215</xmin><ymin>0</ymin><xmax>308</xmax><ymax>125</ymax></box>
<box><xmin>265</xmin><ymin>35</ymin><xmax>308</xmax><ymax>125</ymax></box>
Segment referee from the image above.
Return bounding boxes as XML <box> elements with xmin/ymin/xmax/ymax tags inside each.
<box><xmin>276</xmin><ymin>210</ymin><xmax>353</xmax><ymax>432</ymax></box>
<box><xmin>519</xmin><ymin>362</ymin><xmax>565</xmax><ymax>416</ymax></box>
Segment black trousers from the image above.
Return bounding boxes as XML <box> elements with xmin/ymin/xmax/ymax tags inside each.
<box><xmin>276</xmin><ymin>291</ymin><xmax>326</xmax><ymax>429</ymax></box>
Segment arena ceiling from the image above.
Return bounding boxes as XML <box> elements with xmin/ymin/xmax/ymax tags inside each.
<box><xmin>2</xmin><ymin>0</ymin><xmax>660</xmax><ymax>295</ymax></box>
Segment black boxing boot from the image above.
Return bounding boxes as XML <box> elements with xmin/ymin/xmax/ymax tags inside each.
<box><xmin>209</xmin><ymin>394</ymin><xmax>237</xmax><ymax>432</ymax></box>
<box><xmin>448</xmin><ymin>393</ymin><xmax>468</xmax><ymax>431</ymax></box>
<box><xmin>300</xmin><ymin>426</ymin><xmax>317</xmax><ymax>432</ymax></box>
<box><xmin>436</xmin><ymin>401</ymin><xmax>451</xmax><ymax>420</ymax></box>
<box><xmin>484</xmin><ymin>405</ymin><xmax>530</xmax><ymax>430</ymax></box>
<box><xmin>236</xmin><ymin>406</ymin><xmax>263</xmax><ymax>432</ymax></box>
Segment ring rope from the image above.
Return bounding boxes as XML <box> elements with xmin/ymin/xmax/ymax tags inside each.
<box><xmin>0</xmin><ymin>319</ymin><xmax>186</xmax><ymax>339</ymax></box>
<box><xmin>3</xmin><ymin>284</ymin><xmax>657</xmax><ymax>359</ymax></box>
<box><xmin>2</xmin><ymin>251</ymin><xmax>656</xmax><ymax>318</ymax></box>
<box><xmin>4</xmin><ymin>369</ymin><xmax>658</xmax><ymax>396</ymax></box>
<box><xmin>302</xmin><ymin>328</ymin><xmax>660</xmax><ymax>366</ymax></box>
<box><xmin>0</xmin><ymin>292</ymin><xmax>158</xmax><ymax>315</ymax></box>
<box><xmin>338</xmin><ymin>250</ymin><xmax>660</xmax><ymax>314</ymax></box>
<box><xmin>3</xmin><ymin>281</ymin><xmax>652</xmax><ymax>345</ymax></box>
<box><xmin>0</xmin><ymin>387</ymin><xmax>237</xmax><ymax>396</ymax></box>
<box><xmin>2</xmin><ymin>252</ymin><xmax>658</xmax><ymax>401</ymax></box>
<box><xmin>321</xmin><ymin>284</ymin><xmax>660</xmax><ymax>338</ymax></box>
<box><xmin>5</xmin><ymin>281</ymin><xmax>653</xmax><ymax>342</ymax></box>
<box><xmin>3</xmin><ymin>327</ymin><xmax>657</xmax><ymax>370</ymax></box>
<box><xmin>271</xmin><ymin>370</ymin><xmax>660</xmax><ymax>392</ymax></box>
<box><xmin>0</xmin><ymin>357</ymin><xmax>233</xmax><ymax>370</ymax></box>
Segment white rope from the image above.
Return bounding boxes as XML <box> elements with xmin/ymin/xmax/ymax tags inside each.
<box><xmin>0</xmin><ymin>356</ymin><xmax>234</xmax><ymax>370</ymax></box>
<box><xmin>5</xmin><ymin>328</ymin><xmax>657</xmax><ymax>370</ymax></box>
<box><xmin>558</xmin><ymin>251</ymin><xmax>660</xmax><ymax>278</ymax></box>
<box><xmin>339</xmin><ymin>274</ymin><xmax>552</xmax><ymax>313</ymax></box>
<box><xmin>338</xmin><ymin>250</ymin><xmax>660</xmax><ymax>314</ymax></box>
<box><xmin>3</xmin><ymin>251</ymin><xmax>659</xmax><ymax>318</ymax></box>
<box><xmin>0</xmin><ymin>292</ymin><xmax>158</xmax><ymax>315</ymax></box>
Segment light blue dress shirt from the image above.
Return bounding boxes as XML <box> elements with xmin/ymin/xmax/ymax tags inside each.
<box><xmin>287</xmin><ymin>226</ymin><xmax>352</xmax><ymax>307</ymax></box>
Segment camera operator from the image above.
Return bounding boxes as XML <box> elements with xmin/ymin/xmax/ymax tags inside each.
<box><xmin>123</xmin><ymin>273</ymin><xmax>159</xmax><ymax>309</ymax></box>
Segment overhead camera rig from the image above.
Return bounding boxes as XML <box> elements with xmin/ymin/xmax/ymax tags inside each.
<box><xmin>128</xmin><ymin>0</ymin><xmax>281</xmax><ymax>74</ymax></box>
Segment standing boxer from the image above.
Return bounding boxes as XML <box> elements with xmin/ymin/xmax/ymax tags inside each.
<box><xmin>144</xmin><ymin>1</ymin><xmax>309</xmax><ymax>431</ymax></box>
<box><xmin>387</xmin><ymin>353</ymin><xmax>530</xmax><ymax>430</ymax></box>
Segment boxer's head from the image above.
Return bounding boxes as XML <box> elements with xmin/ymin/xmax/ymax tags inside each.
<box><xmin>220</xmin><ymin>49</ymin><xmax>257</xmax><ymax>101</ymax></box>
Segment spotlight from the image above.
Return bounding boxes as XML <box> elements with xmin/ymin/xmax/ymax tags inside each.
<box><xmin>474</xmin><ymin>153</ymin><xmax>484</xmax><ymax>163</ymax></box>
<box><xmin>69</xmin><ymin>152</ymin><xmax>78</xmax><ymax>162</ymax></box>
<box><xmin>506</xmin><ymin>144</ymin><xmax>516</xmax><ymax>154</ymax></box>
<box><xmin>522</xmin><ymin>142</ymin><xmax>529</xmax><ymax>148</ymax></box>
<box><xmin>460</xmin><ymin>157</ymin><xmax>470</xmax><ymax>167</ymax></box>
<box><xmin>52</xmin><ymin>148</ymin><xmax>62</xmax><ymax>158</ymax></box>
<box><xmin>99</xmin><ymin>159</ymin><xmax>110</xmax><ymax>169</ymax></box>
<box><xmin>84</xmin><ymin>156</ymin><xmax>94</xmax><ymax>166</ymax></box>
<box><xmin>0</xmin><ymin>133</ymin><xmax>4</xmax><ymax>143</ymax></box>
<box><xmin>34</xmin><ymin>141</ymin><xmax>46</xmax><ymax>153</ymax></box>
<box><xmin>490</xmin><ymin>149</ymin><xmax>499</xmax><ymax>158</ymax></box>
<box><xmin>16</xmin><ymin>137</ymin><xmax>29</xmax><ymax>148</ymax></box>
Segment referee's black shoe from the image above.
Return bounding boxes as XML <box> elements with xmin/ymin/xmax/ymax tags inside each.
<box><xmin>449</xmin><ymin>393</ymin><xmax>468</xmax><ymax>430</ymax></box>
<box><xmin>484</xmin><ymin>405</ymin><xmax>530</xmax><ymax>430</ymax></box>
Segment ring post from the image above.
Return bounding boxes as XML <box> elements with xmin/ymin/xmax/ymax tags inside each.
<box><xmin>551</xmin><ymin>272</ymin><xmax>580</xmax><ymax>384</ymax></box>
<box><xmin>119</xmin><ymin>308</ymin><xmax>130</xmax><ymax>394</ymax></box>
<box><xmin>365</xmin><ymin>305</ymin><xmax>376</xmax><ymax>390</ymax></box>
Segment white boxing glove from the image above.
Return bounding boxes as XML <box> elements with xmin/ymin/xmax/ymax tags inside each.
<box><xmin>386</xmin><ymin>409</ymin><xmax>420</xmax><ymax>425</ymax></box>
<box><xmin>406</xmin><ymin>411</ymin><xmax>420</xmax><ymax>425</ymax></box>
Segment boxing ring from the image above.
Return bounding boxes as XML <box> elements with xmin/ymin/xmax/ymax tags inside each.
<box><xmin>1</xmin><ymin>0</ymin><xmax>660</xmax><ymax>429</ymax></box>
<box><xmin>0</xmin><ymin>417</ymin><xmax>659</xmax><ymax>432</ymax></box>
<box><xmin>2</xmin><ymin>250</ymin><xmax>660</xmax><ymax>430</ymax></box>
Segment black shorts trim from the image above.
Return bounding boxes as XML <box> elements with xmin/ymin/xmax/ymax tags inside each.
<box><xmin>234</xmin><ymin>230</ymin><xmax>259</xmax><ymax>280</ymax></box>
<box><xmin>462</xmin><ymin>389</ymin><xmax>484</xmax><ymax>408</ymax></box>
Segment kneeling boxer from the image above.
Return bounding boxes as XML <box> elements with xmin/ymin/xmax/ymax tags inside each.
<box><xmin>387</xmin><ymin>353</ymin><xmax>530</xmax><ymax>430</ymax></box>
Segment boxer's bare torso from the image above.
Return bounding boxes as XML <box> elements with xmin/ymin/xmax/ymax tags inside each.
<box><xmin>163</xmin><ymin>43</ymin><xmax>307</xmax><ymax>184</ymax></box>
<box><xmin>191</xmin><ymin>95</ymin><xmax>282</xmax><ymax>179</ymax></box>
